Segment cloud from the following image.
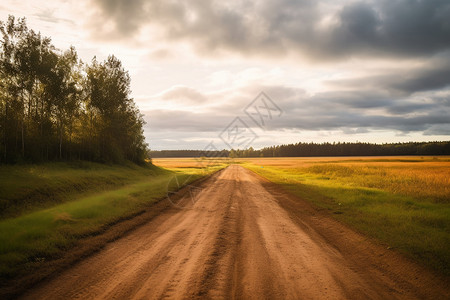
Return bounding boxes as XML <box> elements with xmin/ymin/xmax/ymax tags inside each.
<box><xmin>3</xmin><ymin>0</ymin><xmax>448</xmax><ymax>151</ymax></box>
<box><xmin>159</xmin><ymin>86</ymin><xmax>207</xmax><ymax>104</ymax></box>
<box><xmin>88</xmin><ymin>0</ymin><xmax>148</xmax><ymax>38</ymax></box>
<box><xmin>144</xmin><ymin>84</ymin><xmax>450</xmax><ymax>135</ymax></box>
<box><xmin>33</xmin><ymin>8</ymin><xmax>75</xmax><ymax>25</ymax></box>
<box><xmin>148</xmin><ymin>48</ymin><xmax>173</xmax><ymax>60</ymax></box>
<box><xmin>391</xmin><ymin>68</ymin><xmax>450</xmax><ymax>95</ymax></box>
<box><xmin>424</xmin><ymin>124</ymin><xmax>450</xmax><ymax>136</ymax></box>
<box><xmin>144</xmin><ymin>109</ymin><xmax>232</xmax><ymax>132</ymax></box>
<box><xmin>88</xmin><ymin>0</ymin><xmax>450</xmax><ymax>60</ymax></box>
<box><xmin>142</xmin><ymin>83</ymin><xmax>450</xmax><ymax>149</ymax></box>
<box><xmin>326</xmin><ymin>52</ymin><xmax>450</xmax><ymax>94</ymax></box>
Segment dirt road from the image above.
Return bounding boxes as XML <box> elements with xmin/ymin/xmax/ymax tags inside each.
<box><xmin>21</xmin><ymin>165</ymin><xmax>449</xmax><ymax>299</ymax></box>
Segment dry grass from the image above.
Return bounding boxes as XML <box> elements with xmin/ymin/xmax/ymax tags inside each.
<box><xmin>239</xmin><ymin>156</ymin><xmax>450</xmax><ymax>276</ymax></box>
<box><xmin>239</xmin><ymin>156</ymin><xmax>450</xmax><ymax>203</ymax></box>
<box><xmin>152</xmin><ymin>157</ymin><xmax>232</xmax><ymax>169</ymax></box>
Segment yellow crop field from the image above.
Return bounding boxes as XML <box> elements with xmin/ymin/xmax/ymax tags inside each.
<box><xmin>237</xmin><ymin>156</ymin><xmax>450</xmax><ymax>275</ymax></box>
<box><xmin>239</xmin><ymin>156</ymin><xmax>450</xmax><ymax>202</ymax></box>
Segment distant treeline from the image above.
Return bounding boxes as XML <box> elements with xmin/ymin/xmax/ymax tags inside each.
<box><xmin>149</xmin><ymin>149</ymin><xmax>229</xmax><ymax>158</ymax></box>
<box><xmin>0</xmin><ymin>16</ymin><xmax>148</xmax><ymax>164</ymax></box>
<box><xmin>150</xmin><ymin>141</ymin><xmax>450</xmax><ymax>158</ymax></box>
<box><xmin>236</xmin><ymin>141</ymin><xmax>450</xmax><ymax>157</ymax></box>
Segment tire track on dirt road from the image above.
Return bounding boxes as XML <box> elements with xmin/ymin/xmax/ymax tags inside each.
<box><xmin>20</xmin><ymin>165</ymin><xmax>449</xmax><ymax>299</ymax></box>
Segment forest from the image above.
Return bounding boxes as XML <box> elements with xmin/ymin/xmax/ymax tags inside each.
<box><xmin>236</xmin><ymin>141</ymin><xmax>450</xmax><ymax>157</ymax></box>
<box><xmin>0</xmin><ymin>16</ymin><xmax>148</xmax><ymax>164</ymax></box>
<box><xmin>149</xmin><ymin>141</ymin><xmax>450</xmax><ymax>158</ymax></box>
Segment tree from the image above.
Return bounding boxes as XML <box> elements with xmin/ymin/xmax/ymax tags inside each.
<box><xmin>0</xmin><ymin>15</ymin><xmax>149</xmax><ymax>164</ymax></box>
<box><xmin>0</xmin><ymin>16</ymin><xmax>28</xmax><ymax>162</ymax></box>
<box><xmin>45</xmin><ymin>46</ymin><xmax>80</xmax><ymax>159</ymax></box>
<box><xmin>85</xmin><ymin>55</ymin><xmax>147</xmax><ymax>163</ymax></box>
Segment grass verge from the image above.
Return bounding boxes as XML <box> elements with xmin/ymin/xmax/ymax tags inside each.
<box><xmin>240</xmin><ymin>157</ymin><xmax>450</xmax><ymax>277</ymax></box>
<box><xmin>0</xmin><ymin>160</ymin><xmax>225</xmax><ymax>295</ymax></box>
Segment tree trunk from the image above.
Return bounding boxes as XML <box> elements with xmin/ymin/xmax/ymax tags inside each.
<box><xmin>3</xmin><ymin>103</ymin><xmax>7</xmax><ymax>162</ymax></box>
<box><xmin>59</xmin><ymin>134</ymin><xmax>62</xmax><ymax>160</ymax></box>
<box><xmin>20</xmin><ymin>88</ymin><xmax>25</xmax><ymax>158</ymax></box>
<box><xmin>21</xmin><ymin>116</ymin><xmax>24</xmax><ymax>157</ymax></box>
<box><xmin>59</xmin><ymin>122</ymin><xmax>63</xmax><ymax>160</ymax></box>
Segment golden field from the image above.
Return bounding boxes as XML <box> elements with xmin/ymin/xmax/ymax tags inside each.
<box><xmin>238</xmin><ymin>156</ymin><xmax>450</xmax><ymax>202</ymax></box>
<box><xmin>154</xmin><ymin>156</ymin><xmax>450</xmax><ymax>275</ymax></box>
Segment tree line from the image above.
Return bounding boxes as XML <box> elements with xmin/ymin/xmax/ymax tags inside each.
<box><xmin>150</xmin><ymin>141</ymin><xmax>450</xmax><ymax>158</ymax></box>
<box><xmin>231</xmin><ymin>141</ymin><xmax>450</xmax><ymax>157</ymax></box>
<box><xmin>0</xmin><ymin>16</ymin><xmax>148</xmax><ymax>164</ymax></box>
<box><xmin>149</xmin><ymin>149</ymin><xmax>229</xmax><ymax>158</ymax></box>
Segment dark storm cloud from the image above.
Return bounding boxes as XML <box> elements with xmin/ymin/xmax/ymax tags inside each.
<box><xmin>145</xmin><ymin>104</ymin><xmax>450</xmax><ymax>134</ymax></box>
<box><xmin>327</xmin><ymin>53</ymin><xmax>450</xmax><ymax>94</ymax></box>
<box><xmin>323</xmin><ymin>0</ymin><xmax>450</xmax><ymax>58</ymax></box>
<box><xmin>424</xmin><ymin>124</ymin><xmax>450</xmax><ymax>135</ymax></box>
<box><xmin>267</xmin><ymin>106</ymin><xmax>450</xmax><ymax>133</ymax></box>
<box><xmin>90</xmin><ymin>0</ymin><xmax>147</xmax><ymax>35</ymax></box>
<box><xmin>90</xmin><ymin>0</ymin><xmax>450</xmax><ymax>59</ymax></box>
<box><xmin>307</xmin><ymin>90</ymin><xmax>393</xmax><ymax>109</ymax></box>
<box><xmin>391</xmin><ymin>67</ymin><xmax>450</xmax><ymax>94</ymax></box>
<box><xmin>386</xmin><ymin>102</ymin><xmax>436</xmax><ymax>115</ymax></box>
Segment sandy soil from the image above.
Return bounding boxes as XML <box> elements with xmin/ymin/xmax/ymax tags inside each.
<box><xmin>20</xmin><ymin>165</ymin><xmax>449</xmax><ymax>299</ymax></box>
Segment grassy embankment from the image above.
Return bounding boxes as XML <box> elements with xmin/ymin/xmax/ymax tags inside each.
<box><xmin>0</xmin><ymin>159</ymin><xmax>225</xmax><ymax>283</ymax></box>
<box><xmin>240</xmin><ymin>157</ymin><xmax>450</xmax><ymax>276</ymax></box>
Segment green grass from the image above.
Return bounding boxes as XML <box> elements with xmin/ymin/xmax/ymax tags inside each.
<box><xmin>0</xmin><ymin>160</ymin><xmax>225</xmax><ymax>281</ymax></box>
<box><xmin>240</xmin><ymin>157</ymin><xmax>450</xmax><ymax>276</ymax></box>
<box><xmin>0</xmin><ymin>161</ymin><xmax>162</xmax><ymax>217</ymax></box>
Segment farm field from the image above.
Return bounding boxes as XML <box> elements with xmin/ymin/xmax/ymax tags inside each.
<box><xmin>2</xmin><ymin>157</ymin><xmax>449</xmax><ymax>299</ymax></box>
<box><xmin>238</xmin><ymin>156</ymin><xmax>450</xmax><ymax>276</ymax></box>
<box><xmin>19</xmin><ymin>162</ymin><xmax>449</xmax><ymax>299</ymax></box>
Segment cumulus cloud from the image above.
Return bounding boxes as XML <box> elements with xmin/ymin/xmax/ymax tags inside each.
<box><xmin>89</xmin><ymin>0</ymin><xmax>450</xmax><ymax>60</ymax></box>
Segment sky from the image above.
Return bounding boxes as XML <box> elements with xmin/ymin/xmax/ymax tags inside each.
<box><xmin>1</xmin><ymin>0</ymin><xmax>450</xmax><ymax>150</ymax></box>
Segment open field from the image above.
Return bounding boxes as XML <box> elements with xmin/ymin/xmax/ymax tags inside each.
<box><xmin>152</xmin><ymin>157</ymin><xmax>233</xmax><ymax>169</ymax></box>
<box><xmin>238</xmin><ymin>156</ymin><xmax>450</xmax><ymax>276</ymax></box>
<box><xmin>19</xmin><ymin>165</ymin><xmax>449</xmax><ymax>299</ymax></box>
<box><xmin>0</xmin><ymin>161</ymin><xmax>225</xmax><ymax>295</ymax></box>
<box><xmin>2</xmin><ymin>157</ymin><xmax>449</xmax><ymax>299</ymax></box>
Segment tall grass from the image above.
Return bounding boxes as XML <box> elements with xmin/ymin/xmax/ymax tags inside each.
<box><xmin>304</xmin><ymin>161</ymin><xmax>450</xmax><ymax>202</ymax></box>
<box><xmin>241</xmin><ymin>157</ymin><xmax>450</xmax><ymax>276</ymax></box>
